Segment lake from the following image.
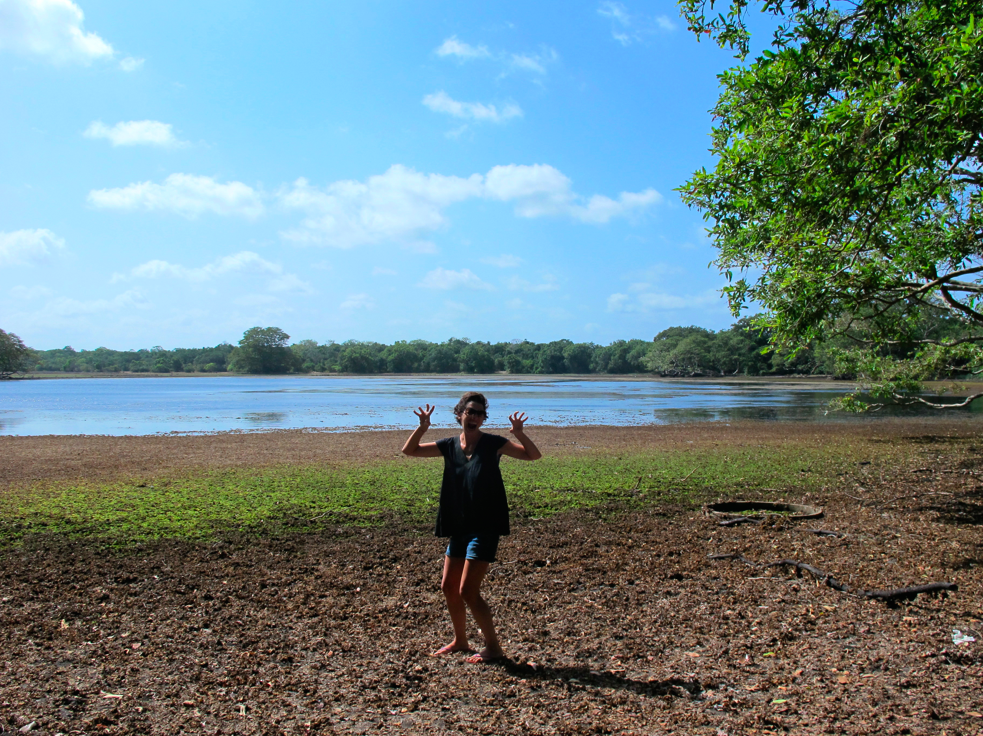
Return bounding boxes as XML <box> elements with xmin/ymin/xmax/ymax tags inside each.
<box><xmin>1</xmin><ymin>375</ymin><xmax>978</xmax><ymax>437</ymax></box>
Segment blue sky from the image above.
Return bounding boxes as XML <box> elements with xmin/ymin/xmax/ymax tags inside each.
<box><xmin>1</xmin><ymin>0</ymin><xmax>749</xmax><ymax>350</ymax></box>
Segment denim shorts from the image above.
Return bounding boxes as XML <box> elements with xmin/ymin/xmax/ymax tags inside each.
<box><xmin>445</xmin><ymin>534</ymin><xmax>500</xmax><ymax>563</ymax></box>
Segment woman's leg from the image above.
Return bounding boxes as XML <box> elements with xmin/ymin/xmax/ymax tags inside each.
<box><xmin>459</xmin><ymin>560</ymin><xmax>505</xmax><ymax>662</ymax></box>
<box><xmin>432</xmin><ymin>555</ymin><xmax>471</xmax><ymax>655</ymax></box>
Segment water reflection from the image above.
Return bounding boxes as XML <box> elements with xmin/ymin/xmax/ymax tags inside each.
<box><xmin>0</xmin><ymin>376</ymin><xmax>979</xmax><ymax>437</ymax></box>
<box><xmin>242</xmin><ymin>412</ymin><xmax>288</xmax><ymax>426</ymax></box>
<box><xmin>0</xmin><ymin>412</ymin><xmax>26</xmax><ymax>433</ymax></box>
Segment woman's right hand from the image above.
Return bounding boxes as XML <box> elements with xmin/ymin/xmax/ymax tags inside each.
<box><xmin>414</xmin><ymin>404</ymin><xmax>434</xmax><ymax>430</ymax></box>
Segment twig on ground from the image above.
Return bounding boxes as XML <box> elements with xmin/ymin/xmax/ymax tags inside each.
<box><xmin>882</xmin><ymin>491</ymin><xmax>955</xmax><ymax>507</ymax></box>
<box><xmin>709</xmin><ymin>553</ymin><xmax>958</xmax><ymax>604</ymax></box>
<box><xmin>718</xmin><ymin>517</ymin><xmax>763</xmax><ymax>527</ymax></box>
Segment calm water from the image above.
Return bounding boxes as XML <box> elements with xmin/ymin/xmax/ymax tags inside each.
<box><xmin>0</xmin><ymin>375</ymin><xmax>978</xmax><ymax>436</ymax></box>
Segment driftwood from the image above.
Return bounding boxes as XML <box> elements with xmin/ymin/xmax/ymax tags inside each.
<box><xmin>710</xmin><ymin>554</ymin><xmax>957</xmax><ymax>604</ymax></box>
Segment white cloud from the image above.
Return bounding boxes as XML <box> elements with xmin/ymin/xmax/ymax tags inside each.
<box><xmin>598</xmin><ymin>1</ymin><xmax>631</xmax><ymax>26</ymax></box>
<box><xmin>423</xmin><ymin>91</ymin><xmax>522</xmax><ymax>123</ymax></box>
<box><xmin>607</xmin><ymin>293</ymin><xmax>630</xmax><ymax>311</ymax></box>
<box><xmin>279</xmin><ymin>164</ymin><xmax>660</xmax><ymax>247</ymax></box>
<box><xmin>417</xmin><ymin>268</ymin><xmax>493</xmax><ymax>291</ymax></box>
<box><xmin>608</xmin><ymin>288</ymin><xmax>722</xmax><ymax>312</ymax></box>
<box><xmin>481</xmin><ymin>254</ymin><xmax>523</xmax><ymax>268</ymax></box>
<box><xmin>119</xmin><ymin>56</ymin><xmax>143</xmax><ymax>72</ymax></box>
<box><xmin>435</xmin><ymin>35</ymin><xmax>557</xmax><ymax>77</ymax></box>
<box><xmin>340</xmin><ymin>293</ymin><xmax>374</xmax><ymax>311</ymax></box>
<box><xmin>508</xmin><ymin>48</ymin><xmax>558</xmax><ymax>75</ymax></box>
<box><xmin>0</xmin><ymin>0</ymin><xmax>114</xmax><ymax>64</ymax></box>
<box><xmin>436</xmin><ymin>35</ymin><xmax>491</xmax><ymax>60</ymax></box>
<box><xmin>507</xmin><ymin>274</ymin><xmax>559</xmax><ymax>292</ymax></box>
<box><xmin>0</xmin><ymin>228</ymin><xmax>66</xmax><ymax>266</ymax></box>
<box><xmin>112</xmin><ymin>251</ymin><xmax>282</xmax><ymax>283</ymax></box>
<box><xmin>88</xmin><ymin>174</ymin><xmax>265</xmax><ymax>219</ymax></box>
<box><xmin>656</xmin><ymin>16</ymin><xmax>676</xmax><ymax>31</ymax></box>
<box><xmin>279</xmin><ymin>166</ymin><xmax>484</xmax><ymax>248</ymax></box>
<box><xmin>485</xmin><ymin>163</ymin><xmax>661</xmax><ymax>222</ymax></box>
<box><xmin>268</xmin><ymin>273</ymin><xmax>315</xmax><ymax>294</ymax></box>
<box><xmin>84</xmin><ymin>120</ymin><xmax>184</xmax><ymax>147</ymax></box>
<box><xmin>597</xmin><ymin>1</ymin><xmax>676</xmax><ymax>45</ymax></box>
<box><xmin>9</xmin><ymin>285</ymin><xmax>54</xmax><ymax>300</ymax></box>
<box><xmin>41</xmin><ymin>289</ymin><xmax>150</xmax><ymax>318</ymax></box>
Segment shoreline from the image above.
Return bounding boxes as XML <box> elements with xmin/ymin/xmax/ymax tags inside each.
<box><xmin>9</xmin><ymin>371</ymin><xmax>848</xmax><ymax>383</ymax></box>
<box><xmin>9</xmin><ymin>371</ymin><xmax>983</xmax><ymax>395</ymax></box>
<box><xmin>2</xmin><ymin>416</ymin><xmax>978</xmax><ymax>489</ymax></box>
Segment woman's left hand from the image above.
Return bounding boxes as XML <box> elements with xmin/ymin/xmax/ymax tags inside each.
<box><xmin>508</xmin><ymin>411</ymin><xmax>528</xmax><ymax>434</ymax></box>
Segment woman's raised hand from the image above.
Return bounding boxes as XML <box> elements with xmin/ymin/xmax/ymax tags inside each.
<box><xmin>414</xmin><ymin>404</ymin><xmax>435</xmax><ymax>430</ymax></box>
<box><xmin>508</xmin><ymin>411</ymin><xmax>528</xmax><ymax>434</ymax></box>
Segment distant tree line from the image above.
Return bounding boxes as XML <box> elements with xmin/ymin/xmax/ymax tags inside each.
<box><xmin>4</xmin><ymin>312</ymin><xmax>972</xmax><ymax>379</ymax></box>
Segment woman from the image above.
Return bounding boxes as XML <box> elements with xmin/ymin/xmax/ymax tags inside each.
<box><xmin>401</xmin><ymin>391</ymin><xmax>542</xmax><ymax>663</ymax></box>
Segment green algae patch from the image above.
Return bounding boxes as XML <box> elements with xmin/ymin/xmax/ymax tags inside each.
<box><xmin>0</xmin><ymin>439</ymin><xmax>872</xmax><ymax>546</ymax></box>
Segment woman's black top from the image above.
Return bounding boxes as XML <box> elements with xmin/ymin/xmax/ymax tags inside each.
<box><xmin>434</xmin><ymin>433</ymin><xmax>510</xmax><ymax>537</ymax></box>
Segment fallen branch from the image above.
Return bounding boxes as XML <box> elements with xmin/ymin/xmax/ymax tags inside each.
<box><xmin>707</xmin><ymin>553</ymin><xmax>756</xmax><ymax>566</ymax></box>
<box><xmin>864</xmin><ymin>583</ymin><xmax>958</xmax><ymax>603</ymax></box>
<box><xmin>709</xmin><ymin>554</ymin><xmax>957</xmax><ymax>604</ymax></box>
<box><xmin>800</xmin><ymin>529</ymin><xmax>845</xmax><ymax>538</ymax></box>
<box><xmin>766</xmin><ymin>559</ymin><xmax>851</xmax><ymax>593</ymax></box>
<box><xmin>717</xmin><ymin>517</ymin><xmax>763</xmax><ymax>527</ymax></box>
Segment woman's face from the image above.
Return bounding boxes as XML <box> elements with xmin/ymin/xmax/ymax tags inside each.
<box><xmin>460</xmin><ymin>401</ymin><xmax>486</xmax><ymax>432</ymax></box>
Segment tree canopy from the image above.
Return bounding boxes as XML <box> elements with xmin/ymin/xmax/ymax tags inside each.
<box><xmin>678</xmin><ymin>0</ymin><xmax>983</xmax><ymax>407</ymax></box>
<box><xmin>0</xmin><ymin>329</ymin><xmax>34</xmax><ymax>379</ymax></box>
<box><xmin>229</xmin><ymin>327</ymin><xmax>299</xmax><ymax>374</ymax></box>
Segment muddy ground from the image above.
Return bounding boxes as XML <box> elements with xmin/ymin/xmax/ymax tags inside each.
<box><xmin>1</xmin><ymin>421</ymin><xmax>982</xmax><ymax>735</ymax></box>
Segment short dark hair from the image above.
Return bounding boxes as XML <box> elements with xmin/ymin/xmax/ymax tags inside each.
<box><xmin>453</xmin><ymin>391</ymin><xmax>488</xmax><ymax>425</ymax></box>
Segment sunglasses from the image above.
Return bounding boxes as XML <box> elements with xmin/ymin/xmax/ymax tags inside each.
<box><xmin>462</xmin><ymin>408</ymin><xmax>487</xmax><ymax>417</ymax></box>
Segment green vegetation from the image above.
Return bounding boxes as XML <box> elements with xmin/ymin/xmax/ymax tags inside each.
<box><xmin>0</xmin><ymin>329</ymin><xmax>34</xmax><ymax>378</ymax></box>
<box><xmin>679</xmin><ymin>0</ymin><xmax>983</xmax><ymax>409</ymax></box>
<box><xmin>0</xmin><ymin>440</ymin><xmax>868</xmax><ymax>547</ymax></box>
<box><xmin>227</xmin><ymin>326</ymin><xmax>298</xmax><ymax>374</ymax></box>
<box><xmin>14</xmin><ymin>317</ymin><xmax>981</xmax><ymax>382</ymax></box>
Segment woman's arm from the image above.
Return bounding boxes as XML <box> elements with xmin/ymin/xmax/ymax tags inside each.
<box><xmin>401</xmin><ymin>403</ymin><xmax>442</xmax><ymax>458</ymax></box>
<box><xmin>499</xmin><ymin>411</ymin><xmax>542</xmax><ymax>461</ymax></box>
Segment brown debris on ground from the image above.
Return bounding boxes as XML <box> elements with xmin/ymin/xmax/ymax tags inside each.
<box><xmin>1</xmin><ymin>421</ymin><xmax>982</xmax><ymax>735</ymax></box>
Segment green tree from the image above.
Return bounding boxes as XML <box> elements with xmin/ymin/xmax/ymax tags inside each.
<box><xmin>679</xmin><ymin>0</ymin><xmax>983</xmax><ymax>408</ymax></box>
<box><xmin>383</xmin><ymin>341</ymin><xmax>423</xmax><ymax>373</ymax></box>
<box><xmin>229</xmin><ymin>327</ymin><xmax>298</xmax><ymax>374</ymax></box>
<box><xmin>536</xmin><ymin>340</ymin><xmax>572</xmax><ymax>374</ymax></box>
<box><xmin>563</xmin><ymin>343</ymin><xmax>595</xmax><ymax>374</ymax></box>
<box><xmin>645</xmin><ymin>327</ymin><xmax>716</xmax><ymax>375</ymax></box>
<box><xmin>338</xmin><ymin>342</ymin><xmax>381</xmax><ymax>373</ymax></box>
<box><xmin>422</xmin><ymin>344</ymin><xmax>459</xmax><ymax>373</ymax></box>
<box><xmin>291</xmin><ymin>339</ymin><xmax>323</xmax><ymax>373</ymax></box>
<box><xmin>0</xmin><ymin>329</ymin><xmax>34</xmax><ymax>378</ymax></box>
<box><xmin>459</xmin><ymin>344</ymin><xmax>496</xmax><ymax>374</ymax></box>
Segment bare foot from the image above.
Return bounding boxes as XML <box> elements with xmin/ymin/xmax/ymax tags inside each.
<box><xmin>465</xmin><ymin>647</ymin><xmax>506</xmax><ymax>664</ymax></box>
<box><xmin>430</xmin><ymin>643</ymin><xmax>474</xmax><ymax>657</ymax></box>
